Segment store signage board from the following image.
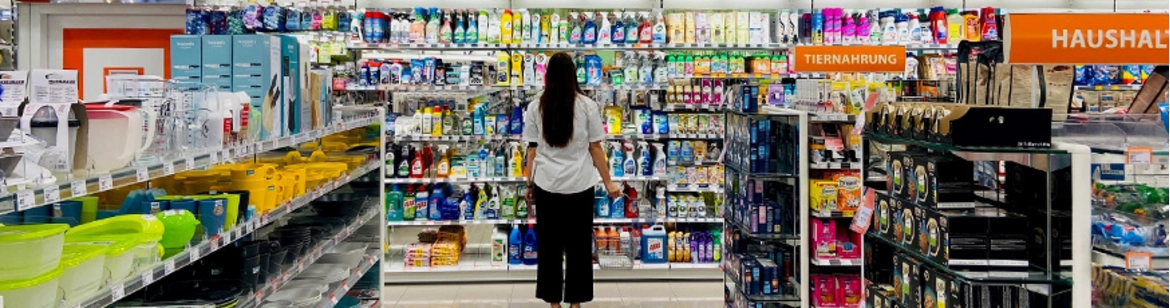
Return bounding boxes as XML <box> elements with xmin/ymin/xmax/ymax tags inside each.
<box><xmin>1004</xmin><ymin>13</ymin><xmax>1169</xmax><ymax>65</ymax></box>
<box><xmin>792</xmin><ymin>45</ymin><xmax>906</xmax><ymax>72</ymax></box>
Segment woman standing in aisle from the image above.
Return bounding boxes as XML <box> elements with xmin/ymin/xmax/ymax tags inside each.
<box><xmin>523</xmin><ymin>52</ymin><xmax>622</xmax><ymax>308</ymax></box>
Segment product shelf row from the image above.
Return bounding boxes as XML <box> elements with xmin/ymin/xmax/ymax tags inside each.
<box><xmin>383</xmin><ymin>175</ymin><xmax>669</xmax><ymax>184</ymax></box>
<box><xmin>387</xmin><ymin>216</ymin><xmax>725</xmax><ymax>226</ymax></box>
<box><xmin>384</xmin><ymin>252</ymin><xmax>716</xmax><ymax>273</ymax></box>
<box><xmin>387</xmin><ymin>132</ymin><xmax>725</xmax><ymax>142</ymax></box>
<box><xmin>0</xmin><ymin>115</ymin><xmax>380</xmax><ymax>216</ymax></box>
<box><xmin>72</xmin><ymin>161</ymin><xmax>381</xmax><ymax>308</ymax></box>
<box><xmin>347</xmin><ymin>42</ymin><xmax>959</xmax><ymax>51</ymax></box>
<box><xmin>237</xmin><ymin>205</ymin><xmax>380</xmax><ymax>308</ymax></box>
<box><xmin>864</xmin><ymin>233</ymin><xmax>1072</xmax><ymax>285</ymax></box>
<box><xmin>346</xmin><ymin>72</ymin><xmax>827</xmax><ymax>92</ymax></box>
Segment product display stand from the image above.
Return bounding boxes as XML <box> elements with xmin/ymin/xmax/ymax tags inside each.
<box><xmin>721</xmin><ymin>104</ymin><xmax>808</xmax><ymax>307</ymax></box>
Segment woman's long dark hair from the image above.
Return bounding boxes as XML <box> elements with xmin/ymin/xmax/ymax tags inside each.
<box><xmin>539</xmin><ymin>52</ymin><xmax>583</xmax><ymax>148</ymax></box>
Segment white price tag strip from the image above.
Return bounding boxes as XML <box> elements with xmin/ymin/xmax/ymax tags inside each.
<box><xmin>164</xmin><ymin>260</ymin><xmax>176</xmax><ymax>274</ymax></box>
<box><xmin>43</xmin><ymin>185</ymin><xmax>61</xmax><ymax>203</ymax></box>
<box><xmin>71</xmin><ymin>180</ymin><xmax>87</xmax><ymax>196</ymax></box>
<box><xmin>111</xmin><ymin>283</ymin><xmax>126</xmax><ymax>299</ymax></box>
<box><xmin>163</xmin><ymin>162</ymin><xmax>175</xmax><ymax>175</ymax></box>
<box><xmin>136</xmin><ymin>168</ymin><xmax>149</xmax><ymax>182</ymax></box>
<box><xmin>142</xmin><ymin>270</ymin><xmax>155</xmax><ymax>285</ymax></box>
<box><xmin>15</xmin><ymin>190</ymin><xmax>34</xmax><ymax>211</ymax></box>
<box><xmin>99</xmin><ymin>175</ymin><xmax>114</xmax><ymax>191</ymax></box>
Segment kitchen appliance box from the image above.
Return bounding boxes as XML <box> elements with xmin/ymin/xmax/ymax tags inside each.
<box><xmin>169</xmin><ymin>35</ymin><xmax>202</xmax><ymax>84</ymax></box>
<box><xmin>231</xmin><ymin>34</ymin><xmax>283</xmax><ymax>139</ymax></box>
<box><xmin>200</xmin><ymin>35</ymin><xmax>233</xmax><ymax>92</ymax></box>
<box><xmin>279</xmin><ymin>35</ymin><xmax>311</xmax><ymax>135</ymax></box>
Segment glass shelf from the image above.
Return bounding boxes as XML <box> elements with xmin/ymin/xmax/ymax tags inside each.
<box><xmin>865</xmin><ymin>233</ymin><xmax>1072</xmax><ymax>285</ymax></box>
<box><xmin>727</xmin><ymin>217</ymin><xmax>801</xmax><ymax>245</ymax></box>
<box><xmin>863</xmin><ymin>133</ymin><xmax>1069</xmax><ymax>155</ymax></box>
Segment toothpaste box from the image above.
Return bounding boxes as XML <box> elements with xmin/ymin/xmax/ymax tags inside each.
<box><xmin>200</xmin><ymin>35</ymin><xmax>233</xmax><ymax>92</ymax></box>
<box><xmin>170</xmin><ymin>35</ymin><xmax>202</xmax><ymax>84</ymax></box>
<box><xmin>231</xmin><ymin>34</ymin><xmax>281</xmax><ymax>140</ymax></box>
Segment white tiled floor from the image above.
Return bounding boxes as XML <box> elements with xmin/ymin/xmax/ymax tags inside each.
<box><xmin>381</xmin><ymin>282</ymin><xmax>724</xmax><ymax>307</ymax></box>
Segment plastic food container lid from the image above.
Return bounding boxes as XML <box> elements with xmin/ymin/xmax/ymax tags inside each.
<box><xmin>60</xmin><ymin>243</ymin><xmax>110</xmax><ymax>268</ymax></box>
<box><xmin>0</xmin><ymin>266</ymin><xmax>63</xmax><ymax>291</ymax></box>
<box><xmin>0</xmin><ymin>224</ymin><xmax>69</xmax><ymax>243</ymax></box>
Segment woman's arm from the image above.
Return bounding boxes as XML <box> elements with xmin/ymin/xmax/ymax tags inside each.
<box><xmin>524</xmin><ymin>146</ymin><xmax>537</xmax><ymax>186</ymax></box>
<box><xmin>589</xmin><ymin>141</ymin><xmax>622</xmax><ymax>197</ymax></box>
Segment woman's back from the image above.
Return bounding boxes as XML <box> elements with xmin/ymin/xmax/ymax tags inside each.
<box><xmin>522</xmin><ymin>93</ymin><xmax>604</xmax><ymax>194</ymax></box>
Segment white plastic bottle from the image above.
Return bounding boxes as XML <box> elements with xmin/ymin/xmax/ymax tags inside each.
<box><xmin>598</xmin><ymin>12</ymin><xmax>613</xmax><ymax>44</ymax></box>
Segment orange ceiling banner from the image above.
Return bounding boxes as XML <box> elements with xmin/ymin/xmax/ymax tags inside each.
<box><xmin>792</xmin><ymin>45</ymin><xmax>906</xmax><ymax>73</ymax></box>
<box><xmin>1004</xmin><ymin>13</ymin><xmax>1170</xmax><ymax>65</ymax></box>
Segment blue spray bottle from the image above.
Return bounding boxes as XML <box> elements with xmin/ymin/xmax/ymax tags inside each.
<box><xmin>595</xmin><ymin>187</ymin><xmax>610</xmax><ymax>218</ymax></box>
<box><xmin>610</xmin><ymin>192</ymin><xmax>625</xmax><ymax>219</ymax></box>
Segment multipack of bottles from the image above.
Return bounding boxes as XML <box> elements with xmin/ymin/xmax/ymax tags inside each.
<box><xmin>358</xmin><ymin>6</ymin><xmax>1000</xmax><ymax>46</ymax></box>
<box><xmin>386</xmin><ymin>182</ymin><xmax>531</xmax><ymax>222</ymax></box>
<box><xmin>185</xmin><ymin>5</ymin><xmax>354</xmax><ymax>35</ymax></box>
<box><xmin>386</xmin><ymin>141</ymin><xmax>526</xmax><ymax>179</ymax></box>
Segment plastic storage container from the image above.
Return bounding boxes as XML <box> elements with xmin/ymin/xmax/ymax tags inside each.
<box><xmin>0</xmin><ymin>224</ymin><xmax>69</xmax><ymax>281</ymax></box>
<box><xmin>0</xmin><ymin>267</ymin><xmax>63</xmax><ymax>308</ymax></box>
<box><xmin>59</xmin><ymin>243</ymin><xmax>109</xmax><ymax>305</ymax></box>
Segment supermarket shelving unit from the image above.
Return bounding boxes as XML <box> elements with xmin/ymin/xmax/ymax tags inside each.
<box><xmin>27</xmin><ymin>107</ymin><xmax>389</xmax><ymax>308</ymax></box>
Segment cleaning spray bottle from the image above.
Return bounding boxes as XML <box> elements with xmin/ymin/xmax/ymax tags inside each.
<box><xmin>626</xmin><ymin>185</ymin><xmax>640</xmax><ymax>218</ymax></box>
<box><xmin>452</xmin><ymin>9</ymin><xmax>465</xmax><ymax>44</ymax></box>
<box><xmin>569</xmin><ymin>12</ymin><xmax>582</xmax><ymax>44</ymax></box>
<box><xmin>610</xmin><ymin>189</ymin><xmax>626</xmax><ymax>219</ymax></box>
<box><xmin>622</xmin><ymin>141</ymin><xmax>636</xmax><ymax>177</ymax></box>
<box><xmin>410</xmin><ymin>8</ymin><xmax>426</xmax><ymax>42</ymax></box>
<box><xmin>637</xmin><ymin>141</ymin><xmax>651</xmax><ymax>176</ymax></box>
<box><xmin>638</xmin><ymin>12</ymin><xmax>653</xmax><ymax>43</ymax></box>
<box><xmin>652</xmin><ymin>10</ymin><xmax>666</xmax><ymax>44</ymax></box>
<box><xmin>414</xmin><ymin>184</ymin><xmax>429</xmax><ymax>220</ymax></box>
<box><xmin>582</xmin><ymin>11</ymin><xmax>597</xmax><ymax>45</ymax></box>
<box><xmin>436</xmin><ymin>145</ymin><xmax>450</xmax><ymax>178</ymax></box>
<box><xmin>654</xmin><ymin>187</ymin><xmax>666</xmax><ymax>218</ymax></box>
<box><xmin>598</xmin><ymin>12</ymin><xmax>612</xmax><ymax>44</ymax></box>
<box><xmin>625</xmin><ymin>12</ymin><xmax>639</xmax><ymax>44</ymax></box>
<box><xmin>651</xmin><ymin>142</ymin><xmax>666</xmax><ymax>176</ymax></box>
<box><xmin>439</xmin><ymin>9</ymin><xmax>453</xmax><ymax>43</ymax></box>
<box><xmin>428</xmin><ymin>184</ymin><xmax>443</xmax><ymax>220</ymax></box>
<box><xmin>609</xmin><ymin>141</ymin><xmax>624</xmax><ymax>177</ymax></box>
<box><xmin>475</xmin><ymin>184</ymin><xmax>489</xmax><ymax>219</ymax></box>
<box><xmin>425</xmin><ymin>8</ymin><xmax>440</xmax><ymax>43</ymax></box>
<box><xmin>612</xmin><ymin>11</ymin><xmax>625</xmax><ymax>43</ymax></box>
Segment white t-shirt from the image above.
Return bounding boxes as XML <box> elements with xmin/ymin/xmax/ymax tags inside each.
<box><xmin>522</xmin><ymin>94</ymin><xmax>605</xmax><ymax>194</ymax></box>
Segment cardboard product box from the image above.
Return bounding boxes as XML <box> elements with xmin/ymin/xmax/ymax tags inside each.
<box><xmin>757</xmin><ymin>258</ymin><xmax>780</xmax><ymax>295</ymax></box>
<box><xmin>931</xmin><ymin>104</ymin><xmax>1053</xmax><ymax>148</ymax></box>
<box><xmin>872</xmin><ymin>192</ymin><xmax>894</xmax><ymax>239</ymax></box>
<box><xmin>201</xmin><ymin>35</ymin><xmax>233</xmax><ymax>92</ymax></box>
<box><xmin>278</xmin><ymin>35</ymin><xmax>308</xmax><ymax>135</ymax></box>
<box><xmin>170</xmin><ymin>35</ymin><xmax>202</xmax><ymax>84</ymax></box>
<box><xmin>901</xmin><ymin>197</ymin><xmax>923</xmax><ymax>250</ymax></box>
<box><xmin>984</xmin><ymin>209</ymin><xmax>1030</xmax><ymax>268</ymax></box>
<box><xmin>231</xmin><ymin>34</ymin><xmax>281</xmax><ymax>141</ymax></box>
<box><xmin>888</xmin><ymin>195</ymin><xmax>909</xmax><ymax>245</ymax></box>
<box><xmin>917</xmin><ymin>153</ymin><xmax>976</xmax><ymax>209</ymax></box>
<box><xmin>921</xmin><ymin>265</ymin><xmax>952</xmax><ymax>308</ymax></box>
<box><xmin>885</xmin><ymin>151</ymin><xmax>911</xmax><ymax>201</ymax></box>
<box><xmin>867</xmin><ymin>284</ymin><xmax>896</xmax><ymax>308</ymax></box>
<box><xmin>1024</xmin><ymin>212</ymin><xmax>1073</xmax><ymax>270</ymax></box>
<box><xmin>921</xmin><ymin>206</ymin><xmax>990</xmax><ymax>268</ymax></box>
<box><xmin>948</xmin><ymin>277</ymin><xmax>971</xmax><ymax>308</ymax></box>
<box><xmin>893</xmin><ymin>253</ymin><xmax>921</xmax><ymax>308</ymax></box>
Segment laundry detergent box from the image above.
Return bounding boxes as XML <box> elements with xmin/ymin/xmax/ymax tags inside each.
<box><xmin>231</xmin><ymin>34</ymin><xmax>281</xmax><ymax>140</ymax></box>
<box><xmin>169</xmin><ymin>35</ymin><xmax>202</xmax><ymax>84</ymax></box>
<box><xmin>201</xmin><ymin>35</ymin><xmax>233</xmax><ymax>92</ymax></box>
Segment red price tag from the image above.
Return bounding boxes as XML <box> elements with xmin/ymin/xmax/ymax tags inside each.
<box><xmin>849</xmin><ymin>188</ymin><xmax>876</xmax><ymax>234</ymax></box>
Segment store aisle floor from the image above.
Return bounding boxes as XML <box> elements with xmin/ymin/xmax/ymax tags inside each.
<box><xmin>382</xmin><ymin>281</ymin><xmax>724</xmax><ymax>307</ymax></box>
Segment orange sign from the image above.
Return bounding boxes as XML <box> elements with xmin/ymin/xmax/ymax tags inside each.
<box><xmin>1004</xmin><ymin>13</ymin><xmax>1170</xmax><ymax>64</ymax></box>
<box><xmin>792</xmin><ymin>46</ymin><xmax>906</xmax><ymax>72</ymax></box>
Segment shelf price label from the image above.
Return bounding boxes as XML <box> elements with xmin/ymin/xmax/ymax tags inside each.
<box><xmin>71</xmin><ymin>180</ymin><xmax>87</xmax><ymax>196</ymax></box>
<box><xmin>1126</xmin><ymin>251</ymin><xmax>1153</xmax><ymax>270</ymax></box>
<box><xmin>98</xmin><ymin>175</ymin><xmax>114</xmax><ymax>191</ymax></box>
<box><xmin>15</xmin><ymin>190</ymin><xmax>34</xmax><ymax>211</ymax></box>
<box><xmin>163</xmin><ymin>161</ymin><xmax>175</xmax><ymax>175</ymax></box>
<box><xmin>185</xmin><ymin>156</ymin><xmax>197</xmax><ymax>170</ymax></box>
<box><xmin>142</xmin><ymin>270</ymin><xmax>155</xmax><ymax>285</ymax></box>
<box><xmin>164</xmin><ymin>260</ymin><xmax>176</xmax><ymax>274</ymax></box>
<box><xmin>136</xmin><ymin>167</ymin><xmax>149</xmax><ymax>182</ymax></box>
<box><xmin>43</xmin><ymin>185</ymin><xmax>61</xmax><ymax>203</ymax></box>
<box><xmin>1126</xmin><ymin>146</ymin><xmax>1154</xmax><ymax>165</ymax></box>
<box><xmin>111</xmin><ymin>283</ymin><xmax>126</xmax><ymax>299</ymax></box>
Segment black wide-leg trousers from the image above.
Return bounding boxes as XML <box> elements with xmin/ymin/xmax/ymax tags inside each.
<box><xmin>533</xmin><ymin>185</ymin><xmax>595</xmax><ymax>303</ymax></box>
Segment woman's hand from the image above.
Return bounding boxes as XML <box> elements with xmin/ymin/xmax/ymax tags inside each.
<box><xmin>605</xmin><ymin>182</ymin><xmax>622</xmax><ymax>198</ymax></box>
<box><xmin>526</xmin><ymin>185</ymin><xmax>536</xmax><ymax>205</ymax></box>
